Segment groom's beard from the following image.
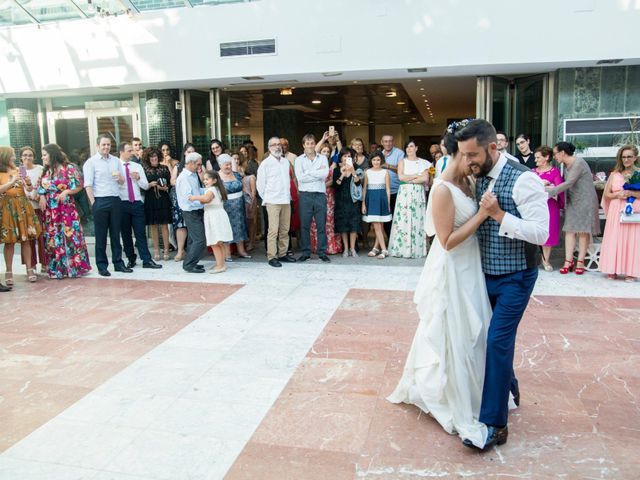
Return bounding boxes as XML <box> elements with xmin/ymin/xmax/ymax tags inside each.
<box><xmin>472</xmin><ymin>148</ymin><xmax>494</xmax><ymax>178</ymax></box>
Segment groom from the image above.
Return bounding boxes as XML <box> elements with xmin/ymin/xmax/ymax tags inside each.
<box><xmin>456</xmin><ymin>120</ymin><xmax>549</xmax><ymax>450</ymax></box>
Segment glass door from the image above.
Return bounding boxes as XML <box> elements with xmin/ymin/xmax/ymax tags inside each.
<box><xmin>47</xmin><ymin>110</ymin><xmax>92</xmax><ymax>165</ymax></box>
<box><xmin>89</xmin><ymin>108</ymin><xmax>138</xmax><ymax>155</ymax></box>
<box><xmin>490</xmin><ymin>77</ymin><xmax>511</xmax><ymax>135</ymax></box>
<box><xmin>513</xmin><ymin>75</ymin><xmax>547</xmax><ymax>150</ymax></box>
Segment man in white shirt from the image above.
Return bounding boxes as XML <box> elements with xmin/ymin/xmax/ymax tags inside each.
<box><xmin>381</xmin><ymin>134</ymin><xmax>404</xmax><ymax>236</ymax></box>
<box><xmin>457</xmin><ymin>119</ymin><xmax>548</xmax><ymax>450</ymax></box>
<box><xmin>496</xmin><ymin>132</ymin><xmax>520</xmax><ymax>163</ymax></box>
<box><xmin>257</xmin><ymin>137</ymin><xmax>293</xmax><ymax>267</ymax></box>
<box><xmin>83</xmin><ymin>134</ymin><xmax>128</xmax><ymax>276</ymax></box>
<box><xmin>295</xmin><ymin>134</ymin><xmax>330</xmax><ymax>263</ymax></box>
<box><xmin>118</xmin><ymin>142</ymin><xmax>161</xmax><ymax>270</ymax></box>
<box><xmin>176</xmin><ymin>152</ymin><xmax>206</xmax><ymax>273</ymax></box>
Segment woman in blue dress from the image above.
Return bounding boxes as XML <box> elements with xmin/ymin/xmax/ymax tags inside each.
<box><xmin>218</xmin><ymin>154</ymin><xmax>251</xmax><ymax>259</ymax></box>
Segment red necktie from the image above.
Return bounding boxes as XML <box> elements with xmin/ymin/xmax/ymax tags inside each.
<box><xmin>124</xmin><ymin>163</ymin><xmax>135</xmax><ymax>202</ymax></box>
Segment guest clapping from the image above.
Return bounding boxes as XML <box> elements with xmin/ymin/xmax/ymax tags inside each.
<box><xmin>599</xmin><ymin>145</ymin><xmax>640</xmax><ymax>282</ymax></box>
<box><xmin>547</xmin><ymin>142</ymin><xmax>600</xmax><ymax>275</ymax></box>
<box><xmin>532</xmin><ymin>146</ymin><xmax>564</xmax><ymax>271</ymax></box>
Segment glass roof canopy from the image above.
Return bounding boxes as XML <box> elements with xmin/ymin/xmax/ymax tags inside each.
<box><xmin>0</xmin><ymin>0</ymin><xmax>247</xmax><ymax>26</ymax></box>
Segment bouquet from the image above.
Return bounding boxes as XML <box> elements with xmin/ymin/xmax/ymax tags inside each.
<box><xmin>622</xmin><ymin>169</ymin><xmax>640</xmax><ymax>215</ymax></box>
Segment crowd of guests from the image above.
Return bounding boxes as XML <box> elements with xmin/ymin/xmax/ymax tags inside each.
<box><xmin>0</xmin><ymin>128</ymin><xmax>638</xmax><ymax>288</ymax></box>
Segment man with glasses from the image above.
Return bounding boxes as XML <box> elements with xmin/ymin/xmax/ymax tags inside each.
<box><xmin>496</xmin><ymin>132</ymin><xmax>519</xmax><ymax>163</ymax></box>
<box><xmin>257</xmin><ymin>137</ymin><xmax>294</xmax><ymax>267</ymax></box>
<box><xmin>176</xmin><ymin>152</ymin><xmax>206</xmax><ymax>273</ymax></box>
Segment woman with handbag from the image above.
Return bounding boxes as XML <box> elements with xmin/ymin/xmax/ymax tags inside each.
<box><xmin>599</xmin><ymin>145</ymin><xmax>640</xmax><ymax>282</ymax></box>
<box><xmin>388</xmin><ymin>140</ymin><xmax>431</xmax><ymax>258</ymax></box>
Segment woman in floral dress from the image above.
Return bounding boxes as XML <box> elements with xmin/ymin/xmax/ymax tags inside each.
<box><xmin>0</xmin><ymin>146</ymin><xmax>42</xmax><ymax>285</ymax></box>
<box><xmin>388</xmin><ymin>140</ymin><xmax>431</xmax><ymax>258</ymax></box>
<box><xmin>37</xmin><ymin>144</ymin><xmax>91</xmax><ymax>279</ymax></box>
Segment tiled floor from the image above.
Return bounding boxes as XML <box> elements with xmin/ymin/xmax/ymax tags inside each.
<box><xmin>0</xmin><ymin>253</ymin><xmax>638</xmax><ymax>479</ymax></box>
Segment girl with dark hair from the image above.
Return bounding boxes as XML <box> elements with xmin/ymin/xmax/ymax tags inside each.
<box><xmin>362</xmin><ymin>150</ymin><xmax>392</xmax><ymax>259</ymax></box>
<box><xmin>333</xmin><ymin>147</ymin><xmax>362</xmax><ymax>256</ymax></box>
<box><xmin>388</xmin><ymin>140</ymin><xmax>431</xmax><ymax>258</ymax></box>
<box><xmin>547</xmin><ymin>142</ymin><xmax>600</xmax><ymax>275</ymax></box>
<box><xmin>37</xmin><ymin>143</ymin><xmax>90</xmax><ymax>279</ymax></box>
<box><xmin>158</xmin><ymin>141</ymin><xmax>178</xmax><ymax>170</ymax></box>
<box><xmin>532</xmin><ymin>146</ymin><xmax>564</xmax><ymax>271</ymax></box>
<box><xmin>206</xmin><ymin>139</ymin><xmax>224</xmax><ymax>172</ymax></box>
<box><xmin>515</xmin><ymin>134</ymin><xmax>535</xmax><ymax>169</ymax></box>
<box><xmin>0</xmin><ymin>146</ymin><xmax>42</xmax><ymax>285</ymax></box>
<box><xmin>142</xmin><ymin>147</ymin><xmax>172</xmax><ymax>261</ymax></box>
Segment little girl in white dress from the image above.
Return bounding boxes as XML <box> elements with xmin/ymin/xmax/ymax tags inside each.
<box><xmin>188</xmin><ymin>170</ymin><xmax>233</xmax><ymax>273</ymax></box>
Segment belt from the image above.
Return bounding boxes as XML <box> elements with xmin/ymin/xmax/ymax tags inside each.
<box><xmin>227</xmin><ymin>191</ymin><xmax>243</xmax><ymax>200</ymax></box>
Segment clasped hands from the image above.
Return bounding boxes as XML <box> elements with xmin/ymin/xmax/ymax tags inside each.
<box><xmin>479</xmin><ymin>191</ymin><xmax>502</xmax><ymax>218</ymax></box>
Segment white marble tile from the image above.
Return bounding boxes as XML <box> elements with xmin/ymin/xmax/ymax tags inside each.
<box><xmin>3</xmin><ymin>419</ymin><xmax>142</xmax><ymax>470</ymax></box>
<box><xmin>185</xmin><ymin>371</ymin><xmax>287</xmax><ymax>407</ymax></box>
<box><xmin>0</xmin><ymin>457</ymin><xmax>98</xmax><ymax>480</ymax></box>
<box><xmin>102</xmin><ymin>431</ymin><xmax>243</xmax><ymax>480</ymax></box>
<box><xmin>92</xmin><ymin>472</ymin><xmax>158</xmax><ymax>480</ymax></box>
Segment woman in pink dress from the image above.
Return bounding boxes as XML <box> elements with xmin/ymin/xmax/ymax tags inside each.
<box><xmin>599</xmin><ymin>145</ymin><xmax>640</xmax><ymax>282</ymax></box>
<box><xmin>310</xmin><ymin>145</ymin><xmax>343</xmax><ymax>254</ymax></box>
<box><xmin>533</xmin><ymin>146</ymin><xmax>564</xmax><ymax>271</ymax></box>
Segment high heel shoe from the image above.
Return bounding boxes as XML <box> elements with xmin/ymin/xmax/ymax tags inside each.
<box><xmin>27</xmin><ymin>268</ymin><xmax>37</xmax><ymax>283</ymax></box>
<box><xmin>541</xmin><ymin>259</ymin><xmax>553</xmax><ymax>272</ymax></box>
<box><xmin>559</xmin><ymin>259</ymin><xmax>574</xmax><ymax>274</ymax></box>
<box><xmin>174</xmin><ymin>252</ymin><xmax>184</xmax><ymax>262</ymax></box>
<box><xmin>154</xmin><ymin>251</ymin><xmax>161</xmax><ymax>262</ymax></box>
<box><xmin>5</xmin><ymin>272</ymin><xmax>13</xmax><ymax>286</ymax></box>
<box><xmin>163</xmin><ymin>251</ymin><xmax>170</xmax><ymax>261</ymax></box>
<box><xmin>575</xmin><ymin>260</ymin><xmax>585</xmax><ymax>275</ymax></box>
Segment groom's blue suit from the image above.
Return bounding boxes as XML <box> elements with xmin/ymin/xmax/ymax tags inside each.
<box><xmin>476</xmin><ymin>154</ymin><xmax>549</xmax><ymax>428</ymax></box>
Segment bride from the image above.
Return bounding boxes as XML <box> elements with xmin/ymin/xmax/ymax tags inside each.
<box><xmin>387</xmin><ymin>125</ymin><xmax>493</xmax><ymax>449</ymax></box>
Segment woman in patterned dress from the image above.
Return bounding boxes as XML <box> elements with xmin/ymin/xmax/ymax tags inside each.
<box><xmin>0</xmin><ymin>146</ymin><xmax>42</xmax><ymax>285</ymax></box>
<box><xmin>310</xmin><ymin>144</ymin><xmax>343</xmax><ymax>254</ymax></box>
<box><xmin>388</xmin><ymin>140</ymin><xmax>431</xmax><ymax>258</ymax></box>
<box><xmin>218</xmin><ymin>154</ymin><xmax>251</xmax><ymax>259</ymax></box>
<box><xmin>36</xmin><ymin>144</ymin><xmax>91</xmax><ymax>279</ymax></box>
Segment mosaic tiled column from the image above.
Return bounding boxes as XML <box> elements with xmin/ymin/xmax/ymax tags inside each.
<box><xmin>145</xmin><ymin>89</ymin><xmax>183</xmax><ymax>156</ymax></box>
<box><xmin>7</xmin><ymin>99</ymin><xmax>41</xmax><ymax>154</ymax></box>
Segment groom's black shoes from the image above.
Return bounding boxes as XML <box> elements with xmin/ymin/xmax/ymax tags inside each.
<box><xmin>513</xmin><ymin>385</ymin><xmax>520</xmax><ymax>407</ymax></box>
<box><xmin>462</xmin><ymin>425</ymin><xmax>508</xmax><ymax>450</ymax></box>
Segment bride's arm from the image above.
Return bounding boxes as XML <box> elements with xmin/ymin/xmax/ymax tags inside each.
<box><xmin>432</xmin><ymin>185</ymin><xmax>488</xmax><ymax>251</ymax></box>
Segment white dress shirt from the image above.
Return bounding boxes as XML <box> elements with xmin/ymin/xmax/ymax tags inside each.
<box><xmin>176</xmin><ymin>169</ymin><xmax>204</xmax><ymax>211</ymax></box>
<box><xmin>118</xmin><ymin>160</ymin><xmax>149</xmax><ymax>202</ymax></box>
<box><xmin>83</xmin><ymin>153</ymin><xmax>122</xmax><ymax>197</ymax></box>
<box><xmin>257</xmin><ymin>154</ymin><xmax>291</xmax><ymax>205</ymax></box>
<box><xmin>486</xmin><ymin>154</ymin><xmax>549</xmax><ymax>245</ymax></box>
<box><xmin>294</xmin><ymin>153</ymin><xmax>328</xmax><ymax>193</ymax></box>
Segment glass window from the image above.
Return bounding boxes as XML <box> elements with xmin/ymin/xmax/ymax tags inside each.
<box><xmin>16</xmin><ymin>0</ymin><xmax>83</xmax><ymax>23</ymax></box>
<box><xmin>190</xmin><ymin>0</ymin><xmax>246</xmax><ymax>6</ymax></box>
<box><xmin>129</xmin><ymin>0</ymin><xmax>184</xmax><ymax>11</ymax></box>
<box><xmin>73</xmin><ymin>0</ymin><xmax>127</xmax><ymax>18</ymax></box>
<box><xmin>0</xmin><ymin>1</ymin><xmax>35</xmax><ymax>26</ymax></box>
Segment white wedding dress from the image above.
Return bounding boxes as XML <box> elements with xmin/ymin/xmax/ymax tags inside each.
<box><xmin>387</xmin><ymin>180</ymin><xmax>492</xmax><ymax>448</ymax></box>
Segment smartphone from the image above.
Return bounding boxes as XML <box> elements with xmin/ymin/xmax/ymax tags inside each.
<box><xmin>19</xmin><ymin>166</ymin><xmax>27</xmax><ymax>178</ymax></box>
<box><xmin>328</xmin><ymin>125</ymin><xmax>335</xmax><ymax>137</ymax></box>
<box><xmin>346</xmin><ymin>158</ymin><xmax>353</xmax><ymax>167</ymax></box>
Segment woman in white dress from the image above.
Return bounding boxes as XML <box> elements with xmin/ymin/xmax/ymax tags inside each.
<box><xmin>387</xmin><ymin>132</ymin><xmax>493</xmax><ymax>449</ymax></box>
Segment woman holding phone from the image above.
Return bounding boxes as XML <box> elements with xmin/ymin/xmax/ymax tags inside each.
<box><xmin>20</xmin><ymin>146</ymin><xmax>46</xmax><ymax>270</ymax></box>
<box><xmin>333</xmin><ymin>147</ymin><xmax>362</xmax><ymax>256</ymax></box>
<box><xmin>0</xmin><ymin>146</ymin><xmax>42</xmax><ymax>285</ymax></box>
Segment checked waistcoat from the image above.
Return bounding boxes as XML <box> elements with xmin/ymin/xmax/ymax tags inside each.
<box><xmin>476</xmin><ymin>160</ymin><xmax>539</xmax><ymax>275</ymax></box>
